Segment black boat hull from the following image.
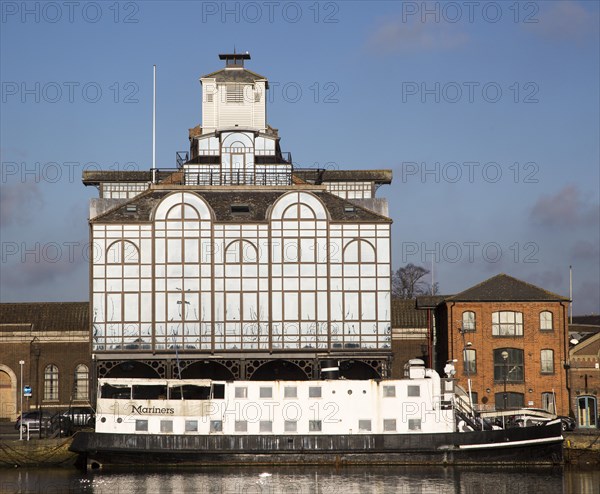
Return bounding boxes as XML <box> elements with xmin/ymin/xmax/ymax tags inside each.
<box><xmin>70</xmin><ymin>422</ymin><xmax>563</xmax><ymax>469</ymax></box>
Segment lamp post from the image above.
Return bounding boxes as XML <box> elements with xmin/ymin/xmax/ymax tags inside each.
<box><xmin>502</xmin><ymin>350</ymin><xmax>509</xmax><ymax>410</ymax></box>
<box><xmin>458</xmin><ymin>326</ymin><xmax>474</xmax><ymax>416</ymax></box>
<box><xmin>19</xmin><ymin>360</ymin><xmax>25</xmax><ymax>440</ymax></box>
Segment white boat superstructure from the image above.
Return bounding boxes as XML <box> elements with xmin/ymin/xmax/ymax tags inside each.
<box><xmin>95</xmin><ymin>368</ymin><xmax>456</xmax><ymax>437</ymax></box>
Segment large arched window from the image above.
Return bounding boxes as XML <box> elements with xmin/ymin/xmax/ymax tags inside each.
<box><xmin>44</xmin><ymin>364</ymin><xmax>59</xmax><ymax>401</ymax></box>
<box><xmin>270</xmin><ymin>192</ymin><xmax>329</xmax><ymax>350</ymax></box>
<box><xmin>74</xmin><ymin>364</ymin><xmax>89</xmax><ymax>401</ymax></box>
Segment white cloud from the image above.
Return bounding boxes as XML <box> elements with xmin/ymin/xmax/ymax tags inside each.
<box><xmin>367</xmin><ymin>16</ymin><xmax>469</xmax><ymax>54</ymax></box>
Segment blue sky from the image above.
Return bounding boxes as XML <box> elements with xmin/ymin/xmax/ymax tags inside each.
<box><xmin>1</xmin><ymin>1</ymin><xmax>599</xmax><ymax>313</ymax></box>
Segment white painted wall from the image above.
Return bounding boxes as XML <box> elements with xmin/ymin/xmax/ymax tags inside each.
<box><xmin>95</xmin><ymin>376</ymin><xmax>454</xmax><ymax>435</ymax></box>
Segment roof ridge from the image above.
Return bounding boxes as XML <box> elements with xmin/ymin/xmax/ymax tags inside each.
<box><xmin>449</xmin><ymin>273</ymin><xmax>569</xmax><ymax>302</ymax></box>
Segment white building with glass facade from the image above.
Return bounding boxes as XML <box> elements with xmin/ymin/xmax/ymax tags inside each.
<box><xmin>84</xmin><ymin>53</ymin><xmax>393</xmax><ymax>381</ymax></box>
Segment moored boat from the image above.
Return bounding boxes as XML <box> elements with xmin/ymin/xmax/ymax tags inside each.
<box><xmin>70</xmin><ymin>360</ymin><xmax>563</xmax><ymax>469</ymax></box>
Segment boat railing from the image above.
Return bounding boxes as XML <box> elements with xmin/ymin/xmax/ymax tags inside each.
<box><xmin>454</xmin><ymin>385</ymin><xmax>475</xmax><ymax>416</ymax></box>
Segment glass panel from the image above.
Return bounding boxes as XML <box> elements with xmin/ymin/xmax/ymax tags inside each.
<box><xmin>135</xmin><ymin>420</ymin><xmax>148</xmax><ymax>432</ymax></box>
<box><xmin>259</xmin><ymin>387</ymin><xmax>272</xmax><ymax>398</ymax></box>
<box><xmin>185</xmin><ymin>420</ymin><xmax>198</xmax><ymax>432</ymax></box>
<box><xmin>358</xmin><ymin>420</ymin><xmax>371</xmax><ymax>432</ymax></box>
<box><xmin>260</xmin><ymin>421</ymin><xmax>273</xmax><ymax>432</ymax></box>
<box><xmin>407</xmin><ymin>386</ymin><xmax>420</xmax><ymax>397</ymax></box>
<box><xmin>408</xmin><ymin>419</ymin><xmax>421</xmax><ymax>431</ymax></box>
<box><xmin>309</xmin><ymin>420</ymin><xmax>322</xmax><ymax>432</ymax></box>
<box><xmin>383</xmin><ymin>419</ymin><xmax>396</xmax><ymax>432</ymax></box>
<box><xmin>309</xmin><ymin>387</ymin><xmax>322</xmax><ymax>398</ymax></box>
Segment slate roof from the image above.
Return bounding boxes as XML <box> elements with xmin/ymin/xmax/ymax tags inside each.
<box><xmin>415</xmin><ymin>295</ymin><xmax>449</xmax><ymax>309</ymax></box>
<box><xmin>82</xmin><ymin>171</ymin><xmax>172</xmax><ymax>185</ymax></box>
<box><xmin>90</xmin><ymin>189</ymin><xmax>392</xmax><ymax>224</ymax></box>
<box><xmin>294</xmin><ymin>169</ymin><xmax>393</xmax><ymax>185</ymax></box>
<box><xmin>0</xmin><ymin>302</ymin><xmax>89</xmax><ymax>331</ymax></box>
<box><xmin>448</xmin><ymin>274</ymin><xmax>569</xmax><ymax>302</ymax></box>
<box><xmin>391</xmin><ymin>299</ymin><xmax>428</xmax><ymax>328</ymax></box>
<box><xmin>201</xmin><ymin>68</ymin><xmax>268</xmax><ymax>84</ymax></box>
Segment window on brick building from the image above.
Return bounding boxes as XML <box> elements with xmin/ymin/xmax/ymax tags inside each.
<box><xmin>44</xmin><ymin>364</ymin><xmax>59</xmax><ymax>401</ymax></box>
<box><xmin>462</xmin><ymin>311</ymin><xmax>476</xmax><ymax>332</ymax></box>
<box><xmin>541</xmin><ymin>392</ymin><xmax>556</xmax><ymax>414</ymax></box>
<box><xmin>494</xmin><ymin>392</ymin><xmax>524</xmax><ymax>410</ymax></box>
<box><xmin>74</xmin><ymin>364</ymin><xmax>89</xmax><ymax>401</ymax></box>
<box><xmin>540</xmin><ymin>311</ymin><xmax>553</xmax><ymax>331</ymax></box>
<box><xmin>492</xmin><ymin>311</ymin><xmax>523</xmax><ymax>337</ymax></box>
<box><xmin>540</xmin><ymin>349</ymin><xmax>554</xmax><ymax>374</ymax></box>
<box><xmin>493</xmin><ymin>348</ymin><xmax>524</xmax><ymax>383</ymax></box>
<box><xmin>463</xmin><ymin>348</ymin><xmax>477</xmax><ymax>374</ymax></box>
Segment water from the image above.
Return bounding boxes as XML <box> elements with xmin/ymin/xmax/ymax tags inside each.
<box><xmin>0</xmin><ymin>466</ymin><xmax>598</xmax><ymax>494</ymax></box>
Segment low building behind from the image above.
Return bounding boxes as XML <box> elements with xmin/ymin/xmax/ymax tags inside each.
<box><xmin>569</xmin><ymin>315</ymin><xmax>600</xmax><ymax>428</ymax></box>
<box><xmin>0</xmin><ymin>302</ymin><xmax>90</xmax><ymax>421</ymax></box>
<box><xmin>423</xmin><ymin>274</ymin><xmax>570</xmax><ymax>416</ymax></box>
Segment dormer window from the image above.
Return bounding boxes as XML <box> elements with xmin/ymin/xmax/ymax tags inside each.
<box><xmin>231</xmin><ymin>204</ymin><xmax>250</xmax><ymax>214</ymax></box>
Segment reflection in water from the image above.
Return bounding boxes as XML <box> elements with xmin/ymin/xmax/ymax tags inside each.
<box><xmin>0</xmin><ymin>465</ymin><xmax>598</xmax><ymax>493</ymax></box>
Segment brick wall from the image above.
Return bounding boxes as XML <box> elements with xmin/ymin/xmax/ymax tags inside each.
<box><xmin>441</xmin><ymin>301</ymin><xmax>570</xmax><ymax>416</ymax></box>
<box><xmin>0</xmin><ymin>336</ymin><xmax>91</xmax><ymax>419</ymax></box>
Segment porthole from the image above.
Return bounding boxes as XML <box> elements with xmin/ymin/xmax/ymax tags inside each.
<box><xmin>117</xmin><ymin>418</ymin><xmax>123</xmax><ymax>423</ymax></box>
<box><xmin>100</xmin><ymin>417</ymin><xmax>106</xmax><ymax>423</ymax></box>
<box><xmin>348</xmin><ymin>390</ymin><xmax>353</xmax><ymax>395</ymax></box>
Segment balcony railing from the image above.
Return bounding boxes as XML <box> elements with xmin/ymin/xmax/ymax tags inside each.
<box><xmin>156</xmin><ymin>166</ymin><xmax>292</xmax><ymax>186</ymax></box>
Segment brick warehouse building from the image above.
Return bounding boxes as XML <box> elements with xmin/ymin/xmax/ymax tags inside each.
<box><xmin>82</xmin><ymin>53</ymin><xmax>394</xmax><ymax>383</ymax></box>
<box><xmin>0</xmin><ymin>302</ymin><xmax>90</xmax><ymax>421</ymax></box>
<box><xmin>428</xmin><ymin>274</ymin><xmax>570</xmax><ymax>416</ymax></box>
<box><xmin>569</xmin><ymin>331</ymin><xmax>600</xmax><ymax>428</ymax></box>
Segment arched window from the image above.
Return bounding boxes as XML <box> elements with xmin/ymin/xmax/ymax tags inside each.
<box><xmin>540</xmin><ymin>311</ymin><xmax>553</xmax><ymax>331</ymax></box>
<box><xmin>74</xmin><ymin>364</ymin><xmax>89</xmax><ymax>401</ymax></box>
<box><xmin>44</xmin><ymin>364</ymin><xmax>59</xmax><ymax>401</ymax></box>
<box><xmin>462</xmin><ymin>311</ymin><xmax>476</xmax><ymax>332</ymax></box>
<box><xmin>106</xmin><ymin>240</ymin><xmax>139</xmax><ymax>264</ymax></box>
<box><xmin>540</xmin><ymin>349</ymin><xmax>554</xmax><ymax>374</ymax></box>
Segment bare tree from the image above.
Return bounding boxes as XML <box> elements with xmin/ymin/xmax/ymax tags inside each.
<box><xmin>392</xmin><ymin>263</ymin><xmax>438</xmax><ymax>299</ymax></box>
